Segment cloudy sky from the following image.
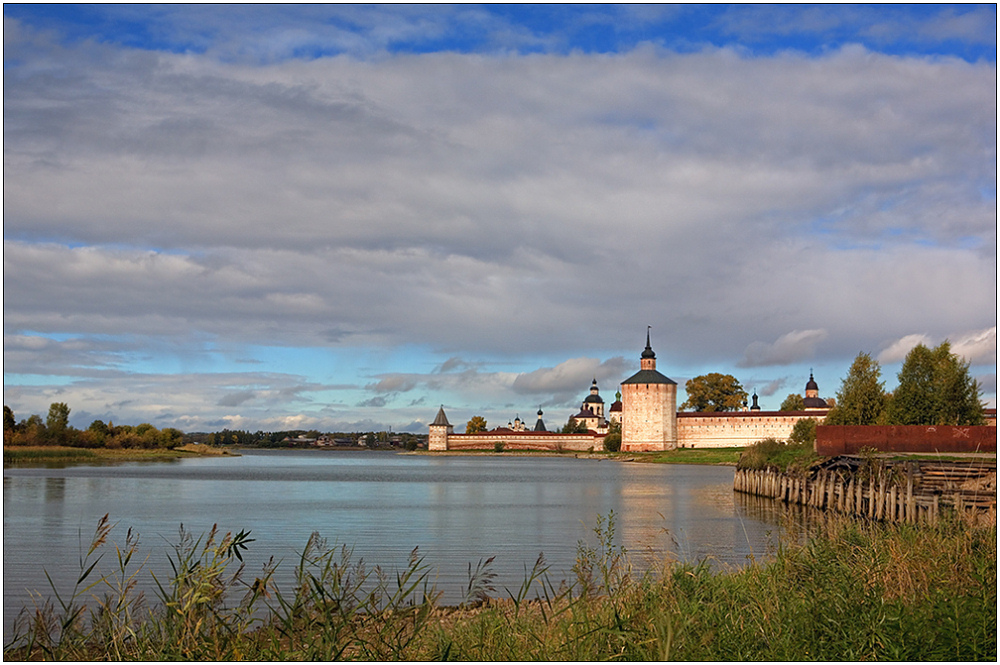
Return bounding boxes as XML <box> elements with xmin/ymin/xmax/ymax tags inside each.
<box><xmin>4</xmin><ymin>4</ymin><xmax>996</xmax><ymax>434</ymax></box>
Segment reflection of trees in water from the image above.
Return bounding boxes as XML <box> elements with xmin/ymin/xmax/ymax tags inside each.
<box><xmin>734</xmin><ymin>492</ymin><xmax>830</xmax><ymax>548</ymax></box>
<box><xmin>44</xmin><ymin>476</ymin><xmax>65</xmax><ymax>503</ymax></box>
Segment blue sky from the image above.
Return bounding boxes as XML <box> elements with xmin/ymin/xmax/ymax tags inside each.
<box><xmin>4</xmin><ymin>4</ymin><xmax>997</xmax><ymax>433</ymax></box>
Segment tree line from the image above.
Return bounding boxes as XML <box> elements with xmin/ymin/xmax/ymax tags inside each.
<box><xmin>679</xmin><ymin>341</ymin><xmax>984</xmax><ymax>426</ymax></box>
<box><xmin>3</xmin><ymin>403</ymin><xmax>184</xmax><ymax>449</ymax></box>
<box><xmin>823</xmin><ymin>341</ymin><xmax>985</xmax><ymax>426</ymax></box>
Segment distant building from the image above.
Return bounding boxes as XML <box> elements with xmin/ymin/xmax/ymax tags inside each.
<box><xmin>429</xmin><ymin>330</ymin><xmax>841</xmax><ymax>451</ymax></box>
<box><xmin>569</xmin><ymin>379</ymin><xmax>609</xmax><ymax>433</ymax></box>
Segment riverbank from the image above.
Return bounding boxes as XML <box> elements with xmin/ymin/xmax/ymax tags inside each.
<box><xmin>410</xmin><ymin>447</ymin><xmax>743</xmax><ymax>465</ymax></box>
<box><xmin>4</xmin><ymin>514</ymin><xmax>994</xmax><ymax>661</ymax></box>
<box><xmin>3</xmin><ymin>444</ymin><xmax>233</xmax><ymax>467</ymax></box>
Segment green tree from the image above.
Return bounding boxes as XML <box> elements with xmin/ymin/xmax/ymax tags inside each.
<box><xmin>46</xmin><ymin>402</ymin><xmax>71</xmax><ymax>444</ymax></box>
<box><xmin>466</xmin><ymin>416</ymin><xmax>487</xmax><ymax>433</ymax></box>
<box><xmin>87</xmin><ymin>419</ymin><xmax>109</xmax><ymax>446</ymax></box>
<box><xmin>779</xmin><ymin>393</ymin><xmax>805</xmax><ymax>411</ymax></box>
<box><xmin>787</xmin><ymin>418</ymin><xmax>817</xmax><ymax>446</ymax></box>
<box><xmin>4</xmin><ymin>406</ymin><xmax>17</xmax><ymax>434</ymax></box>
<box><xmin>885</xmin><ymin>342</ymin><xmax>984</xmax><ymax>426</ymax></box>
<box><xmin>824</xmin><ymin>353</ymin><xmax>887</xmax><ymax>425</ymax></box>
<box><xmin>561</xmin><ymin>417</ymin><xmax>589</xmax><ymax>434</ymax></box>
<box><xmin>603</xmin><ymin>420</ymin><xmax>622</xmax><ymax>452</ymax></box>
<box><xmin>681</xmin><ymin>373</ymin><xmax>748</xmax><ymax>412</ymax></box>
<box><xmin>159</xmin><ymin>427</ymin><xmax>184</xmax><ymax>449</ymax></box>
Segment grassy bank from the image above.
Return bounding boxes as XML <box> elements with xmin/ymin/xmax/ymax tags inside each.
<box><xmin>642</xmin><ymin>446</ymin><xmax>743</xmax><ymax>465</ymax></box>
<box><xmin>5</xmin><ymin>513</ymin><xmax>994</xmax><ymax>661</ymax></box>
<box><xmin>737</xmin><ymin>438</ymin><xmax>818</xmax><ymax>474</ymax></box>
<box><xmin>415</xmin><ymin>448</ymin><xmax>744</xmax><ymax>464</ymax></box>
<box><xmin>4</xmin><ymin>445</ymin><xmax>229</xmax><ymax>467</ymax></box>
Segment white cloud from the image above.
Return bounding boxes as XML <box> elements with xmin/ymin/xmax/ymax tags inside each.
<box><xmin>4</xmin><ymin>25</ymin><xmax>996</xmax><ymax>427</ymax></box>
<box><xmin>512</xmin><ymin>357</ymin><xmax>631</xmax><ymax>400</ymax></box>
<box><xmin>877</xmin><ymin>327</ymin><xmax>996</xmax><ymax>366</ymax></box>
<box><xmin>739</xmin><ymin>330</ymin><xmax>828</xmax><ymax>368</ymax></box>
<box><xmin>950</xmin><ymin>327</ymin><xmax>997</xmax><ymax>365</ymax></box>
<box><xmin>877</xmin><ymin>333</ymin><xmax>933</xmax><ymax>364</ymax></box>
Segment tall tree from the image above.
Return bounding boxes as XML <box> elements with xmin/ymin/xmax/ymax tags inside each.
<box><xmin>4</xmin><ymin>406</ymin><xmax>16</xmax><ymax>434</ymax></box>
<box><xmin>465</xmin><ymin>416</ymin><xmax>487</xmax><ymax>433</ymax></box>
<box><xmin>681</xmin><ymin>373</ymin><xmax>748</xmax><ymax>412</ymax></box>
<box><xmin>779</xmin><ymin>393</ymin><xmax>805</xmax><ymax>411</ymax></box>
<box><xmin>824</xmin><ymin>353</ymin><xmax>887</xmax><ymax>425</ymax></box>
<box><xmin>885</xmin><ymin>342</ymin><xmax>984</xmax><ymax>426</ymax></box>
<box><xmin>45</xmin><ymin>402</ymin><xmax>71</xmax><ymax>443</ymax></box>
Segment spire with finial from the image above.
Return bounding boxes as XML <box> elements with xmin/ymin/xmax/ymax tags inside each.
<box><xmin>641</xmin><ymin>326</ymin><xmax>655</xmax><ymax>359</ymax></box>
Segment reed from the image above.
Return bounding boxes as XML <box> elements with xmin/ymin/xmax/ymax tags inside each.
<box><xmin>4</xmin><ymin>446</ymin><xmax>98</xmax><ymax>465</ymax></box>
<box><xmin>5</xmin><ymin>512</ymin><xmax>995</xmax><ymax>661</ymax></box>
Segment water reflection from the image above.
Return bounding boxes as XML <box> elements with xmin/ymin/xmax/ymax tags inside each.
<box><xmin>4</xmin><ymin>451</ymin><xmax>811</xmax><ymax>641</ymax></box>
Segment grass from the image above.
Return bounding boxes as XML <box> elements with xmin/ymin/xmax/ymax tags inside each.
<box><xmin>3</xmin><ymin>446</ymin><xmax>99</xmax><ymax>464</ymax></box>
<box><xmin>5</xmin><ymin>512</ymin><xmax>995</xmax><ymax>661</ymax></box>
<box><xmin>3</xmin><ymin>445</ymin><xmax>228</xmax><ymax>467</ymax></box>
<box><xmin>642</xmin><ymin>446</ymin><xmax>744</xmax><ymax>465</ymax></box>
<box><xmin>737</xmin><ymin>438</ymin><xmax>819</xmax><ymax>474</ymax></box>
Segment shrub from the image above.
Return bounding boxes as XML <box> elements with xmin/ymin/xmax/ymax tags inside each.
<box><xmin>737</xmin><ymin>438</ymin><xmax>817</xmax><ymax>474</ymax></box>
<box><xmin>603</xmin><ymin>432</ymin><xmax>621</xmax><ymax>452</ymax></box>
<box><xmin>494</xmin><ymin>441</ymin><xmax>505</xmax><ymax>453</ymax></box>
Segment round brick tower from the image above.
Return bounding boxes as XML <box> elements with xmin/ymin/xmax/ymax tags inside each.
<box><xmin>621</xmin><ymin>328</ymin><xmax>677</xmax><ymax>451</ymax></box>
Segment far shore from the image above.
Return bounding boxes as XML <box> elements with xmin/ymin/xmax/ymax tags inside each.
<box><xmin>407</xmin><ymin>447</ymin><xmax>745</xmax><ymax>465</ymax></box>
<box><xmin>3</xmin><ymin>443</ymin><xmax>236</xmax><ymax>467</ymax></box>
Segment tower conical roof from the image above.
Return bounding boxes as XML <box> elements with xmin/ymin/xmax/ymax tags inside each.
<box><xmin>432</xmin><ymin>406</ymin><xmax>451</xmax><ymax>427</ymax></box>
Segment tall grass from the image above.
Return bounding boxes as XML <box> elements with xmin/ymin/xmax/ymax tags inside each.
<box><xmin>5</xmin><ymin>512</ymin><xmax>995</xmax><ymax>661</ymax></box>
<box><xmin>4</xmin><ymin>446</ymin><xmax>98</xmax><ymax>465</ymax></box>
<box><xmin>737</xmin><ymin>437</ymin><xmax>818</xmax><ymax>474</ymax></box>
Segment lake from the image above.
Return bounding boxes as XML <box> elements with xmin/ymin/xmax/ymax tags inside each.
<box><xmin>3</xmin><ymin>449</ymin><xmax>798</xmax><ymax>640</ymax></box>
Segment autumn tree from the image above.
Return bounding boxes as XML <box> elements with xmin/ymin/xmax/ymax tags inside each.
<box><xmin>823</xmin><ymin>353</ymin><xmax>887</xmax><ymax>425</ymax></box>
<box><xmin>681</xmin><ymin>373</ymin><xmax>748</xmax><ymax>412</ymax></box>
<box><xmin>884</xmin><ymin>342</ymin><xmax>984</xmax><ymax>426</ymax></box>
<box><xmin>779</xmin><ymin>393</ymin><xmax>805</xmax><ymax>411</ymax></box>
<box><xmin>466</xmin><ymin>416</ymin><xmax>487</xmax><ymax>433</ymax></box>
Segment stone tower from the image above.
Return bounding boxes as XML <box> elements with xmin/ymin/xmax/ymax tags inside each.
<box><xmin>621</xmin><ymin>329</ymin><xmax>677</xmax><ymax>451</ymax></box>
<box><xmin>428</xmin><ymin>406</ymin><xmax>453</xmax><ymax>451</ymax></box>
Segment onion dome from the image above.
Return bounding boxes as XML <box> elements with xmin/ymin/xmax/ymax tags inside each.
<box><xmin>534</xmin><ymin>408</ymin><xmax>547</xmax><ymax>432</ymax></box>
<box><xmin>805</xmin><ymin>371</ymin><xmax>819</xmax><ymax>393</ymax></box>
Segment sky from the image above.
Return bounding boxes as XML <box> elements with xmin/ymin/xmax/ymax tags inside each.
<box><xmin>3</xmin><ymin>4</ymin><xmax>997</xmax><ymax>434</ymax></box>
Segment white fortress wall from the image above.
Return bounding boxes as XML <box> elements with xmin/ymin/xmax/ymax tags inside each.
<box><xmin>676</xmin><ymin>411</ymin><xmax>828</xmax><ymax>448</ymax></box>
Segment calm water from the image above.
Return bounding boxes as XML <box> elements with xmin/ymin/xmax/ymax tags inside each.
<box><xmin>4</xmin><ymin>450</ymin><xmax>796</xmax><ymax>640</ymax></box>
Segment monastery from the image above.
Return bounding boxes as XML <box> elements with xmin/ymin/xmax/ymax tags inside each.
<box><xmin>429</xmin><ymin>331</ymin><xmax>830</xmax><ymax>452</ymax></box>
